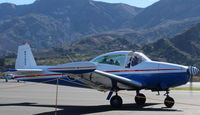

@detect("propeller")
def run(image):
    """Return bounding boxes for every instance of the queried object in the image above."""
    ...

[188,66,199,91]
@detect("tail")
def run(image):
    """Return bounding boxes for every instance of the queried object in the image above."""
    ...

[15,43,37,69]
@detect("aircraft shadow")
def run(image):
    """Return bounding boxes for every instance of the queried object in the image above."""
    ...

[0,102,182,114]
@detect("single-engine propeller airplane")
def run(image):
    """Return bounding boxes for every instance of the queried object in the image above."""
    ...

[8,43,199,108]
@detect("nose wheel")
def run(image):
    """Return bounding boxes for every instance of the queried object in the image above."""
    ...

[164,90,175,108]
[110,95,123,108]
[164,96,175,108]
[135,93,146,106]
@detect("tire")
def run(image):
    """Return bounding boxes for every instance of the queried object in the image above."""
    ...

[135,93,146,106]
[110,95,123,108]
[164,96,175,108]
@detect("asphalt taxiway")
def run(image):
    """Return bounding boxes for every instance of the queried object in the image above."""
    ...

[0,79,200,115]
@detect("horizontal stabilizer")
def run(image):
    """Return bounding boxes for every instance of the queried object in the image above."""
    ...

[6,69,43,75]
[48,62,96,74]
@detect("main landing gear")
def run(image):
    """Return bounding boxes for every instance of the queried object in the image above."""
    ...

[109,91,147,108]
[109,90,175,108]
[164,91,175,108]
[110,93,123,108]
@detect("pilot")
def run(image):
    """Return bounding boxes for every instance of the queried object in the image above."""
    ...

[132,56,139,66]
[126,57,132,68]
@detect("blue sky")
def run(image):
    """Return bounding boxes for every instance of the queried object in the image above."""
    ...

[0,0,159,8]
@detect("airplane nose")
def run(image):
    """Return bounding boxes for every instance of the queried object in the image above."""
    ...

[188,66,199,76]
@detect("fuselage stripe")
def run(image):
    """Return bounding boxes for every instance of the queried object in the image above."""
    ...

[14,69,181,79]
[104,69,181,73]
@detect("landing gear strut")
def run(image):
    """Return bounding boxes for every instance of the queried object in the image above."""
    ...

[135,90,146,106]
[110,93,123,108]
[164,90,175,108]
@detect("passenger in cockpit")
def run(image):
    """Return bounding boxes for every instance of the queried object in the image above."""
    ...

[109,59,114,64]
[115,60,120,66]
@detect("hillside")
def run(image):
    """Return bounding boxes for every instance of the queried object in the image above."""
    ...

[41,23,200,68]
[1,0,200,57]
[134,0,200,28]
[0,0,142,55]
[2,22,200,70]
[132,0,200,42]
[142,23,200,67]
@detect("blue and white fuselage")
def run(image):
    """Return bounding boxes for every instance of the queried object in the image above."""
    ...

[12,47,197,91]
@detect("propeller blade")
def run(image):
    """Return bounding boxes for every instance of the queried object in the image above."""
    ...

[189,74,193,91]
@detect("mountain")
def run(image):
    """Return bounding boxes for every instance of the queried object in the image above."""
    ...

[35,22,200,67]
[131,0,200,42]
[0,0,142,55]
[134,0,200,28]
[1,0,200,56]
[2,22,200,70]
[142,23,200,67]
[35,34,140,59]
[170,23,200,57]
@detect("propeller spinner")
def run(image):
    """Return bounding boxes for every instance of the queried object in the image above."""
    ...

[188,66,199,91]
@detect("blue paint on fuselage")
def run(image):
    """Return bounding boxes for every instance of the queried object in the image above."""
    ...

[117,72,189,90]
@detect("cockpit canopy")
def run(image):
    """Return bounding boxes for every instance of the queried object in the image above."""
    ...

[91,51,151,67]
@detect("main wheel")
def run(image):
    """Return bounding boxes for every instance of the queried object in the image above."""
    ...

[164,96,175,108]
[135,93,146,106]
[110,95,123,108]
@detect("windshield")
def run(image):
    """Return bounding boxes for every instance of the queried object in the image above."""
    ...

[93,54,126,66]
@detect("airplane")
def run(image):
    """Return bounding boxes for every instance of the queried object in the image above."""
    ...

[3,74,14,82]
[8,43,199,108]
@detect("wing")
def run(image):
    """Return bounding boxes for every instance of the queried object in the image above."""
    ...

[48,62,142,88]
[94,70,142,88]
[66,69,143,90]
[49,62,142,89]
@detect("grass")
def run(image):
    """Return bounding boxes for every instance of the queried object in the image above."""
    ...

[170,87,200,91]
